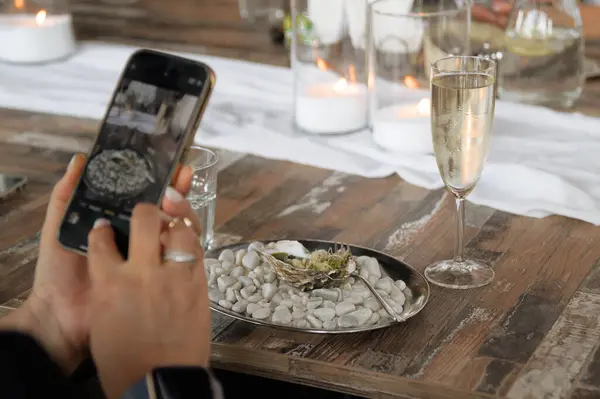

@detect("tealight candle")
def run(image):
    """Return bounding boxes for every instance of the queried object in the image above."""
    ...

[296,78,368,135]
[0,10,76,64]
[372,98,433,152]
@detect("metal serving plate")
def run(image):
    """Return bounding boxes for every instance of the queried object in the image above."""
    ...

[205,239,430,334]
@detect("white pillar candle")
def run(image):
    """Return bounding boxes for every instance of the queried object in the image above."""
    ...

[296,78,368,135]
[0,11,76,64]
[372,98,432,152]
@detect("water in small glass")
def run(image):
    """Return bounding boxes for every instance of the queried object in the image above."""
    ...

[188,191,217,250]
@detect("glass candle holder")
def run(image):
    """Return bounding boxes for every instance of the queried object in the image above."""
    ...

[0,0,76,64]
[368,0,470,153]
[291,0,369,135]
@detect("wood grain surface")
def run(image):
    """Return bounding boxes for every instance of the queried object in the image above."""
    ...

[1,3,600,399]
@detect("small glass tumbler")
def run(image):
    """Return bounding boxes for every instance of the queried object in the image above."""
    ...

[291,0,369,135]
[185,146,218,251]
[369,0,470,153]
[0,0,76,64]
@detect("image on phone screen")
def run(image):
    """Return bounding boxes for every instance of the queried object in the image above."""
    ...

[59,55,212,257]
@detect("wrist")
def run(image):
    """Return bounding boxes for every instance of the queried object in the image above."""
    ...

[1,300,82,374]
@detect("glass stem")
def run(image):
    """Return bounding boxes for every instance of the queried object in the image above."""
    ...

[454,197,465,263]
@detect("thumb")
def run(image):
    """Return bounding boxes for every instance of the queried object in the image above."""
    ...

[41,154,86,243]
[88,219,124,283]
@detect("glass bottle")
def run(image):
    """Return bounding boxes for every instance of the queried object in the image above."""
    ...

[499,0,584,108]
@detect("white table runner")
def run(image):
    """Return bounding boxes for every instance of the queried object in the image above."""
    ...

[0,42,599,225]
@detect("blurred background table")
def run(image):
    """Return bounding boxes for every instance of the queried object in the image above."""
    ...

[1,1,600,399]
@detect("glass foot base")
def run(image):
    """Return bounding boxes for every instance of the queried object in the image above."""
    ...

[424,259,494,289]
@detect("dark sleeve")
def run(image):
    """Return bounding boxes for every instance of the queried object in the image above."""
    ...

[0,331,77,399]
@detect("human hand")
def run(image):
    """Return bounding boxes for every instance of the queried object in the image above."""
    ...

[0,154,196,375]
[87,203,210,399]
[472,0,513,29]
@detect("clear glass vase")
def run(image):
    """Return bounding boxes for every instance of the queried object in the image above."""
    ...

[499,0,584,108]
[0,0,76,64]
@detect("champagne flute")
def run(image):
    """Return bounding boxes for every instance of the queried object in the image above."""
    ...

[426,56,497,289]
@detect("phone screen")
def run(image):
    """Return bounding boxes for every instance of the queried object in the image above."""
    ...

[59,49,213,257]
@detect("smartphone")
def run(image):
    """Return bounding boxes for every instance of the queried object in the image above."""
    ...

[58,49,215,258]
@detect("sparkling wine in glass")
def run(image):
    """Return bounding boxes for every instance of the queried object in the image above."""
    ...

[425,56,496,289]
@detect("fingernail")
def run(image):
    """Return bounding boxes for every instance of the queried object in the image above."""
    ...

[93,218,110,229]
[165,186,183,203]
[68,154,78,171]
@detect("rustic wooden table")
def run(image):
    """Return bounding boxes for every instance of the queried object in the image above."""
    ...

[2,4,600,398]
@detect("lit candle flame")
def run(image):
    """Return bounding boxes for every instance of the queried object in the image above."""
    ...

[36,10,47,25]
[316,58,329,71]
[348,64,356,84]
[333,78,348,92]
[417,98,430,114]
[404,76,419,89]
[14,0,24,9]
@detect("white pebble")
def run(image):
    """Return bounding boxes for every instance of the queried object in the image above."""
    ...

[323,320,337,330]
[217,276,236,292]
[204,258,220,266]
[368,312,380,325]
[301,296,309,305]
[257,299,270,308]
[393,291,406,306]
[218,249,235,263]
[342,283,352,291]
[347,294,364,305]
[234,249,246,265]
[307,314,323,329]
[385,298,404,314]
[208,289,224,302]
[355,256,370,268]
[311,289,339,302]
[375,278,393,294]
[359,266,370,280]
[209,264,220,275]
[262,283,278,301]
[271,292,283,305]
[376,289,388,298]
[247,294,262,303]
[292,311,305,320]
[280,299,294,308]
[221,262,234,272]
[225,288,236,303]
[291,294,302,303]
[240,286,256,299]
[234,291,244,302]
[274,304,289,312]
[348,277,355,285]
[208,273,217,287]
[248,241,264,251]
[378,308,389,318]
[292,304,306,313]
[218,300,233,309]
[264,272,276,283]
[281,292,290,300]
[252,278,261,287]
[363,297,382,312]
[335,301,356,316]
[232,300,248,313]
[366,258,382,278]
[338,315,359,328]
[242,251,260,270]
[237,276,254,287]
[395,280,407,291]
[368,275,379,286]
[323,300,336,309]
[314,307,336,322]
[230,266,245,278]
[215,267,224,276]
[246,303,262,315]
[230,281,242,292]
[307,297,323,309]
[347,308,373,326]
[293,319,309,329]
[272,308,293,325]
[252,307,271,319]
